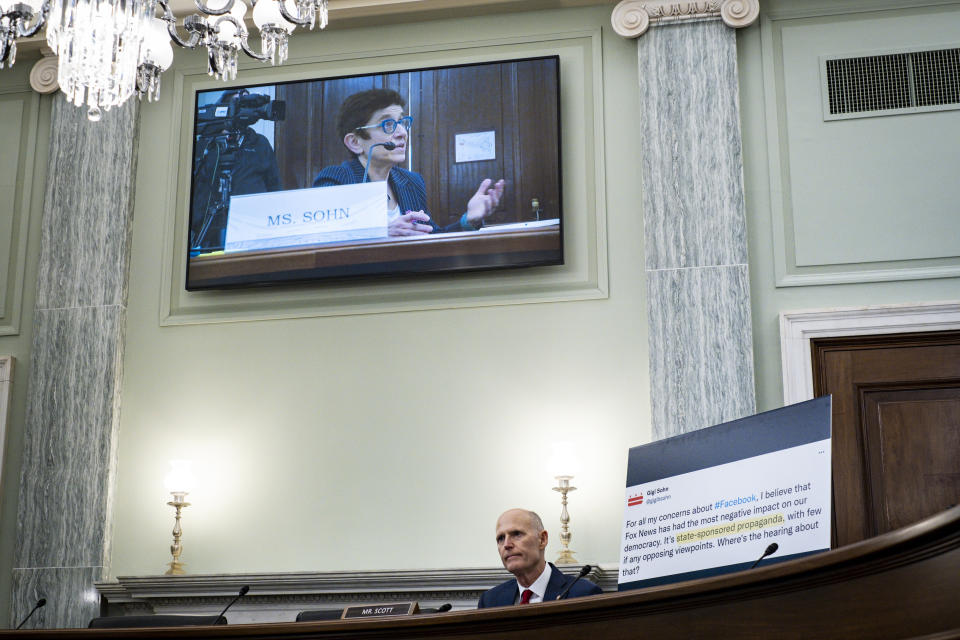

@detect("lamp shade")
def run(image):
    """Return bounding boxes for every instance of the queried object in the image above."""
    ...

[141,18,174,70]
[164,460,196,494]
[252,0,296,32]
[547,441,581,478]
[206,0,248,45]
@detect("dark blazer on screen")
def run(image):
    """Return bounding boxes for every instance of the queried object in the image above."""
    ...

[312,159,468,233]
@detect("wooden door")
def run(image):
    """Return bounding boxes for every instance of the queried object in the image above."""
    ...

[812,330,960,547]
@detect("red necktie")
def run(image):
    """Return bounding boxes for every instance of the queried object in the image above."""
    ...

[520,589,533,604]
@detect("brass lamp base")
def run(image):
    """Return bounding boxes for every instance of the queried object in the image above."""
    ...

[165,493,190,576]
[553,475,578,565]
[555,549,578,564]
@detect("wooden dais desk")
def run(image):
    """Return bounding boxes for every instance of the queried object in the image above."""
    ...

[5,505,960,638]
[187,226,561,288]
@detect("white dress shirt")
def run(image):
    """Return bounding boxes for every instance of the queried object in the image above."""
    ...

[515,563,552,604]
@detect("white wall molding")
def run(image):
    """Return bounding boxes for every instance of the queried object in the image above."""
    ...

[611,0,759,38]
[779,301,960,405]
[761,0,958,21]
[28,51,59,95]
[760,6,960,289]
[0,356,12,504]
[0,92,40,337]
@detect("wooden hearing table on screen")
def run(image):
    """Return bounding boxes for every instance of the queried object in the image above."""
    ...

[187,224,561,288]
[6,505,960,639]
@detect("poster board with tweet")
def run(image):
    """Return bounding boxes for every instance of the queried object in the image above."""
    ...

[619,396,833,590]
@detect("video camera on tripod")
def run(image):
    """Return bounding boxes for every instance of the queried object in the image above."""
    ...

[196,91,286,138]
[191,90,286,252]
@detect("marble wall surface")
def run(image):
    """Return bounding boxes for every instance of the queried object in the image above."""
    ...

[637,19,756,439]
[11,96,138,630]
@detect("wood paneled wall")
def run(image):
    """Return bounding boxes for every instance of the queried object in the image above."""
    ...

[273,58,560,227]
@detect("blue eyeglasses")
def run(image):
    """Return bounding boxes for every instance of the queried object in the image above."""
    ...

[355,115,414,135]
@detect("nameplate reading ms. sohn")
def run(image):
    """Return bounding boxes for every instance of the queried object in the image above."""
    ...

[224,181,388,253]
[341,602,419,619]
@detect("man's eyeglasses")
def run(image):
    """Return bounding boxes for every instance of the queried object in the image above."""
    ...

[355,116,414,135]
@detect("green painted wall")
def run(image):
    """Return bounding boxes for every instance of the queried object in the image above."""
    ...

[739,0,960,411]
[0,54,51,624]
[109,6,647,577]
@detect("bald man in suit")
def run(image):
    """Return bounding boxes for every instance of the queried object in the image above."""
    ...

[478,509,602,608]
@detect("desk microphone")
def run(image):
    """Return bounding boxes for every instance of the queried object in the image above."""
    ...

[15,598,46,629]
[216,585,249,623]
[361,143,398,183]
[555,565,592,600]
[749,543,779,569]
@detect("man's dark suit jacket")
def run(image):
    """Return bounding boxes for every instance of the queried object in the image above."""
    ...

[312,159,466,233]
[477,563,603,608]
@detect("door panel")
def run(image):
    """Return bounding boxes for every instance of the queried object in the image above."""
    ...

[812,331,960,547]
[862,389,960,533]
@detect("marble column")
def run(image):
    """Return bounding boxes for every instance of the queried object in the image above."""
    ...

[10,93,139,629]
[612,0,759,439]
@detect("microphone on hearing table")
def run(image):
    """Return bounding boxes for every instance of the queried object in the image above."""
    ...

[15,598,46,630]
[556,565,593,600]
[749,543,779,569]
[215,585,249,623]
[361,143,398,183]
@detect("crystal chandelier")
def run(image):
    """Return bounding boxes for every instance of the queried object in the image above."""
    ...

[0,0,327,121]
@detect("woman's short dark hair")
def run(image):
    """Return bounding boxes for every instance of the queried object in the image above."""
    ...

[337,89,406,146]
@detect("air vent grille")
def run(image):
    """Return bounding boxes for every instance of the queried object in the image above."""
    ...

[913,48,960,107]
[823,47,960,119]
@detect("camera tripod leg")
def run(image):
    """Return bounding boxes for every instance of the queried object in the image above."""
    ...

[191,171,234,252]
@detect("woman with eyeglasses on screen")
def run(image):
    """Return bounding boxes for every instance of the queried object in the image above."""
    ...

[312,88,505,237]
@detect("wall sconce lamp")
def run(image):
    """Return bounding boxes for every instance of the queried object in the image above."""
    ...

[548,442,580,565]
[163,459,195,575]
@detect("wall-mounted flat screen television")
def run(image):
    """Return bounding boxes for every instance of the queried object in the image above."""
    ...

[185,56,563,290]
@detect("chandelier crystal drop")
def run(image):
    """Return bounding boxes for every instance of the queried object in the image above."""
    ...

[201,0,247,80]
[0,26,15,68]
[296,0,325,29]
[135,16,173,101]
[251,0,294,65]
[207,39,239,80]
[46,0,155,116]
[258,24,287,64]
[0,0,47,69]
